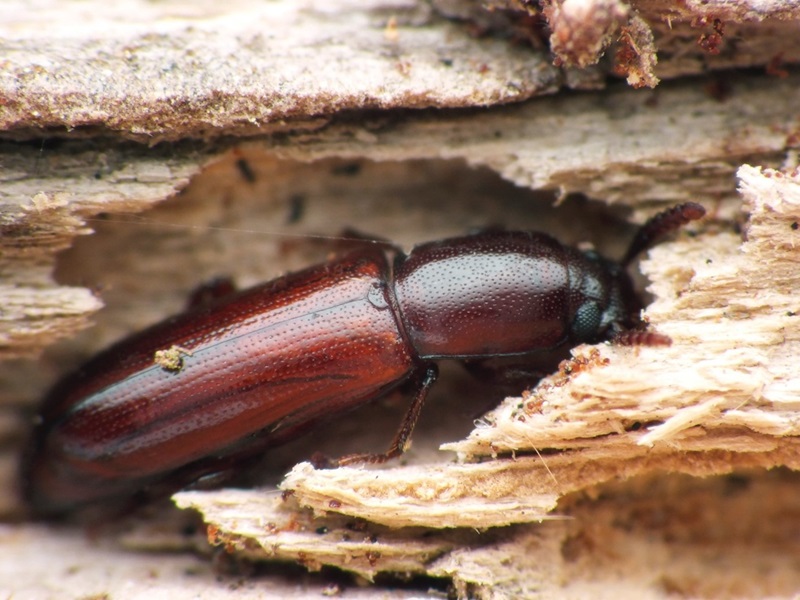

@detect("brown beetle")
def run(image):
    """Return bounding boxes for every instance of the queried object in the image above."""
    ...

[23,203,704,515]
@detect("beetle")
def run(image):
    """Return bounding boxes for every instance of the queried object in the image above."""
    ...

[22,203,705,516]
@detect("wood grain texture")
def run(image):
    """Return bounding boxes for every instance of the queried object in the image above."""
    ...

[2,0,800,598]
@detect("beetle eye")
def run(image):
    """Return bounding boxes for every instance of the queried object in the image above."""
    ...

[571,301,602,341]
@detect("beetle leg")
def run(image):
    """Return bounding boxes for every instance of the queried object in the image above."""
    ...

[336,364,439,466]
[613,330,673,347]
[465,224,506,236]
[186,276,237,309]
[337,227,403,253]
[278,228,404,266]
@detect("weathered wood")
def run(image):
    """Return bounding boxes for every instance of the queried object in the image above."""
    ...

[2,0,800,598]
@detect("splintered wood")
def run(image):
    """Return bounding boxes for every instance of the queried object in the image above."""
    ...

[176,166,800,597]
[0,147,203,358]
[445,165,800,461]
[3,1,800,598]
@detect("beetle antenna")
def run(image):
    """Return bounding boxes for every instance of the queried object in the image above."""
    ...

[621,202,706,267]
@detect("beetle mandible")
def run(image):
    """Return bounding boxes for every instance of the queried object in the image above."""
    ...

[22,203,705,515]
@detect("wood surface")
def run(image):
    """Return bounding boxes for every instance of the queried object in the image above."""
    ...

[1,1,799,598]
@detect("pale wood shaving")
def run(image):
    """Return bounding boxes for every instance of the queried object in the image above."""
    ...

[174,489,462,580]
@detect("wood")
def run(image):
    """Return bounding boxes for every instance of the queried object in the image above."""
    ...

[2,0,800,598]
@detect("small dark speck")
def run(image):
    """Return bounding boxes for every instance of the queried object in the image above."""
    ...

[706,258,713,264]
[440,58,453,67]
[791,221,798,230]
[94,171,103,179]
[331,162,362,176]
[705,78,732,102]
[315,526,329,535]
[724,473,751,493]
[236,158,257,183]
[629,422,642,431]
[421,530,437,538]
[787,311,797,317]
[286,194,305,224]
[494,131,502,138]
[346,520,367,531]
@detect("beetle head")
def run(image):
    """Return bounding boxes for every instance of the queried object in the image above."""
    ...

[567,250,639,343]
[569,202,706,344]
